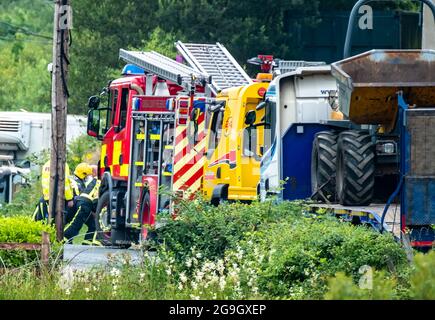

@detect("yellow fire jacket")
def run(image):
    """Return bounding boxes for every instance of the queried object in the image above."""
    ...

[41,160,74,201]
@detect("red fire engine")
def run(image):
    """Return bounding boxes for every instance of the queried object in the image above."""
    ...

[87,42,252,246]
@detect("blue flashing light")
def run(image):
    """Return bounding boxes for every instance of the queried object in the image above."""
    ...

[132,97,141,110]
[122,64,145,76]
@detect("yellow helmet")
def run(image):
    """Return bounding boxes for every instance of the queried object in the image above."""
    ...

[74,163,93,180]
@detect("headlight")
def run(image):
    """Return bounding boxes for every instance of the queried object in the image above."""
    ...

[376,142,396,154]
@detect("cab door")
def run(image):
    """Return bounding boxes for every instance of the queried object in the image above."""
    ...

[101,87,118,174]
[112,87,130,179]
[203,104,225,200]
[240,98,264,191]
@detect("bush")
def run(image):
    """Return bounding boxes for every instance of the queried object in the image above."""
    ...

[155,198,302,264]
[155,200,409,299]
[409,251,435,299]
[324,271,397,300]
[0,216,56,268]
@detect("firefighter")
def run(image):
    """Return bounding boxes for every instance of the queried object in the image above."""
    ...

[64,170,101,245]
[32,160,74,223]
[66,163,93,226]
[72,163,93,196]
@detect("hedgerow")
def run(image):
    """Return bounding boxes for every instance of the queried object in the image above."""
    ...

[0,216,56,268]
[155,199,410,299]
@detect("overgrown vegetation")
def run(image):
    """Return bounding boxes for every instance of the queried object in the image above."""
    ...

[0,199,433,300]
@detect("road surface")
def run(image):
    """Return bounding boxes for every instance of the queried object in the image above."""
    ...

[62,244,153,269]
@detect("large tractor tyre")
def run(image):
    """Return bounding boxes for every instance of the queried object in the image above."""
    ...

[94,190,112,246]
[311,131,338,202]
[336,131,375,206]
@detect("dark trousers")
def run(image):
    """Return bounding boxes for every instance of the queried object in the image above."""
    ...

[64,199,96,242]
[32,197,49,222]
[33,198,76,225]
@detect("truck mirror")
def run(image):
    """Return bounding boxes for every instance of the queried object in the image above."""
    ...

[87,109,100,139]
[245,110,257,126]
[88,96,101,109]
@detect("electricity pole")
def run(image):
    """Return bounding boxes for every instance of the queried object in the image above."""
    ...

[49,0,71,242]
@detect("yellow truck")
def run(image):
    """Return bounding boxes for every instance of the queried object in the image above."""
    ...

[202,81,269,204]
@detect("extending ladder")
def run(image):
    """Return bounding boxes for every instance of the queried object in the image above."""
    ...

[119,49,208,92]
[176,41,252,93]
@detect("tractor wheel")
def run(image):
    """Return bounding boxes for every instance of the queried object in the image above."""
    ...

[336,131,375,206]
[311,131,338,202]
[94,190,112,246]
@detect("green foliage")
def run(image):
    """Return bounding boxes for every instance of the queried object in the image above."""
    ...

[325,251,435,300]
[136,27,180,59]
[0,216,56,268]
[324,271,397,300]
[0,0,52,113]
[66,134,100,169]
[409,251,435,299]
[156,200,409,299]
[156,198,301,263]
[252,217,407,299]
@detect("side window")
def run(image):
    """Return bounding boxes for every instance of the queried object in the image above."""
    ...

[243,127,258,158]
[119,88,129,130]
[263,100,276,154]
[207,111,224,159]
[111,89,118,125]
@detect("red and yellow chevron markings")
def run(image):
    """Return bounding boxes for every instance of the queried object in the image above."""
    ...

[173,112,206,197]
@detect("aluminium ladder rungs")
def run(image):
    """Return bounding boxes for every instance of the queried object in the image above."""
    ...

[176,41,252,92]
[119,49,207,90]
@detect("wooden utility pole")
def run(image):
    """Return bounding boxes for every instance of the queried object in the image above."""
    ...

[49,0,71,242]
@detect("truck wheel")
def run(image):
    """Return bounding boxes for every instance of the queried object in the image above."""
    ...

[211,185,228,207]
[95,190,112,246]
[336,131,375,206]
[311,131,338,202]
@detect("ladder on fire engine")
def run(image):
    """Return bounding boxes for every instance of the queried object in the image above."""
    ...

[119,49,209,93]
[176,41,252,93]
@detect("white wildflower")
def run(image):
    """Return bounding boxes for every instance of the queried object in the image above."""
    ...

[194,271,204,282]
[219,277,226,291]
[191,281,198,290]
[180,272,188,283]
[58,266,75,292]
[110,267,121,278]
[195,252,202,259]
[84,287,90,293]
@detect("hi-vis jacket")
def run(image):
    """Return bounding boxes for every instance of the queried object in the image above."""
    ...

[77,177,101,204]
[41,160,74,201]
